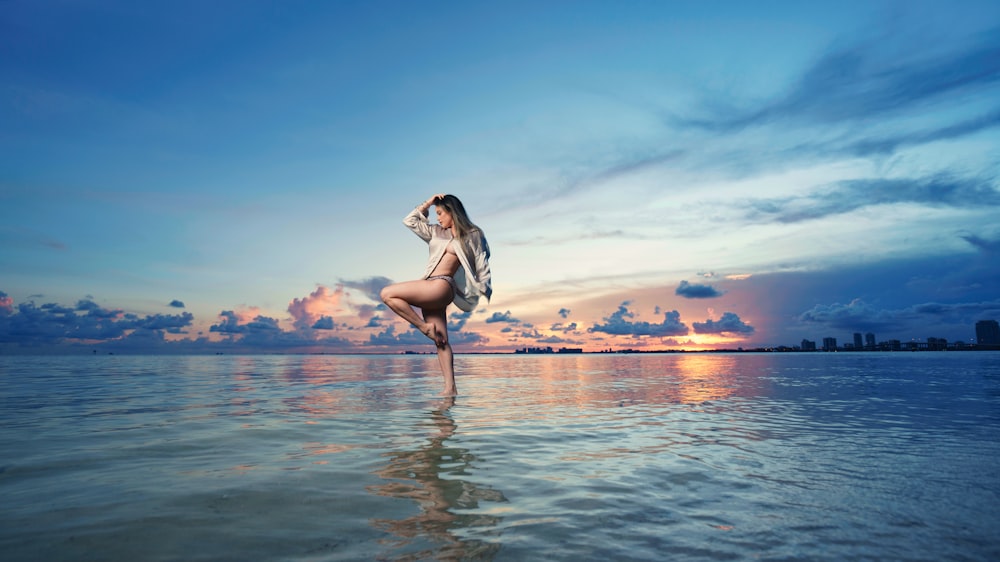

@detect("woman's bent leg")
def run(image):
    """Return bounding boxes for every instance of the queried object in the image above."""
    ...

[423,307,455,395]
[380,280,451,345]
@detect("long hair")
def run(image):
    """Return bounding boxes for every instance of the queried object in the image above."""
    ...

[437,194,489,255]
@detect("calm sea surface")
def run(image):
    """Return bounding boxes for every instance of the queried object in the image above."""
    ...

[1,352,999,561]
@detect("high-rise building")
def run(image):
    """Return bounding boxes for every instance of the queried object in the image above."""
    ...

[801,339,816,351]
[927,337,947,351]
[853,333,863,350]
[977,320,1000,345]
[823,337,837,351]
[865,332,876,349]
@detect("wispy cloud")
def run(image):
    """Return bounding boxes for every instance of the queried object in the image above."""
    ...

[832,108,1000,158]
[799,297,1000,333]
[961,233,1000,254]
[676,28,1000,130]
[339,276,393,302]
[0,226,67,251]
[740,174,1000,224]
[504,229,649,247]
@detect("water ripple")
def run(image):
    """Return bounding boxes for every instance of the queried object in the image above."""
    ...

[1,353,999,561]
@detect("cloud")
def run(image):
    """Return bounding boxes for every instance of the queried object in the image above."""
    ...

[801,297,1000,334]
[678,29,1000,130]
[741,174,1000,225]
[692,312,755,335]
[558,308,571,318]
[910,300,1000,318]
[312,316,334,330]
[644,27,1000,191]
[448,330,488,346]
[962,233,1000,255]
[675,280,723,299]
[448,310,472,331]
[536,335,579,344]
[834,108,1000,158]
[138,313,195,333]
[366,324,486,347]
[661,338,700,347]
[76,298,120,319]
[589,302,689,337]
[366,325,429,346]
[0,226,68,251]
[168,299,185,308]
[549,322,578,333]
[339,276,394,302]
[208,309,352,349]
[287,285,346,330]
[210,311,281,335]
[486,310,521,324]
[0,294,194,345]
[355,303,382,320]
[500,150,685,212]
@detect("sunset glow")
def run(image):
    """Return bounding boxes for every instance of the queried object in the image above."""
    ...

[2,1,998,354]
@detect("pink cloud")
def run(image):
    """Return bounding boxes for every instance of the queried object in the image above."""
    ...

[0,293,13,315]
[288,285,346,330]
[233,306,264,324]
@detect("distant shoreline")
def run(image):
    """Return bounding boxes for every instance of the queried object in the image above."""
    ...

[4,347,999,357]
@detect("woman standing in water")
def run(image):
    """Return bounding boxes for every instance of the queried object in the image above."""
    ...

[380,194,491,395]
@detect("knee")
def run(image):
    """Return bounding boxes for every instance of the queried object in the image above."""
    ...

[379,286,392,303]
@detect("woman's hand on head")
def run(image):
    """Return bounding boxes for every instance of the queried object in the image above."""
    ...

[419,193,447,213]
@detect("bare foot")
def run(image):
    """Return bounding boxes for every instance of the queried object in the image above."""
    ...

[421,323,445,346]
[419,323,435,341]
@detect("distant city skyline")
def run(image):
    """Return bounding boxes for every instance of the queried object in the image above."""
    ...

[800,319,999,352]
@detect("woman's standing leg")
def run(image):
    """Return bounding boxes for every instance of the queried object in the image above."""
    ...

[422,307,455,395]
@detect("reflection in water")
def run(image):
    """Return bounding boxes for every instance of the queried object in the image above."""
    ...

[671,353,741,404]
[368,398,506,560]
[498,354,756,411]
[3,354,998,561]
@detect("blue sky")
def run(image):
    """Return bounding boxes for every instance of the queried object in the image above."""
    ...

[2,0,999,353]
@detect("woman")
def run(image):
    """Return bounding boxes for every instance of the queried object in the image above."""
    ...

[380,194,491,395]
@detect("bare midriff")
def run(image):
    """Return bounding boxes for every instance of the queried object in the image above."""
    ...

[430,241,461,278]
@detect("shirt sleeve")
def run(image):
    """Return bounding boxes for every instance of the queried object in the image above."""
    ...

[403,207,434,242]
[466,229,492,301]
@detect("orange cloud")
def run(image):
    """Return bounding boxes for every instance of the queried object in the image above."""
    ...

[233,306,264,323]
[288,285,347,330]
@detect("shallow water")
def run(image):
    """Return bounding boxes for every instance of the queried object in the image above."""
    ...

[1,352,999,561]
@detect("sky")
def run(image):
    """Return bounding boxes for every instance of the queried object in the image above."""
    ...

[2,0,999,354]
